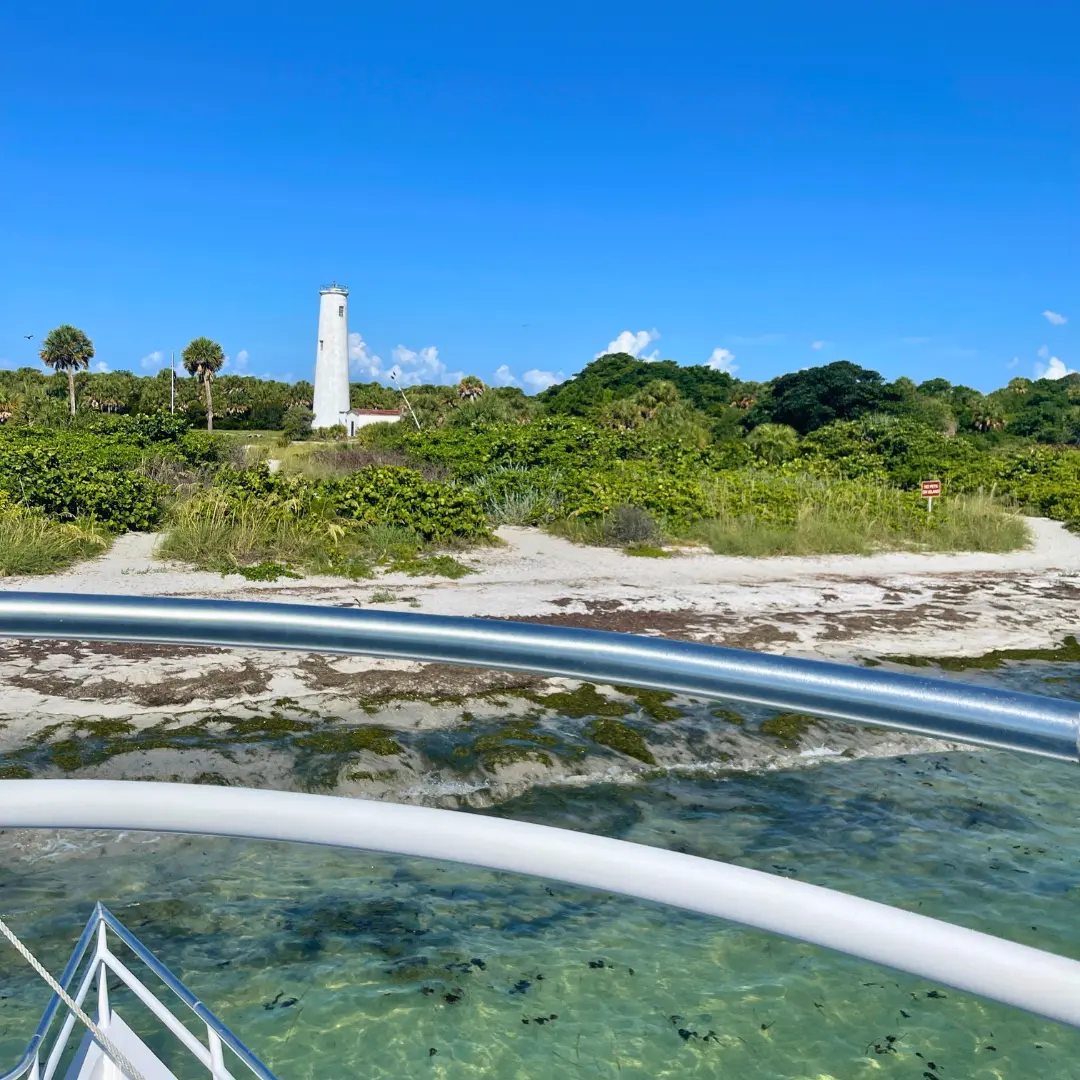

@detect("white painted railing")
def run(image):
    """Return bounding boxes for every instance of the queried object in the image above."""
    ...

[0,781,1077,1030]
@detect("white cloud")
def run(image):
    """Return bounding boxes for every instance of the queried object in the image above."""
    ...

[598,329,660,361]
[92,361,110,373]
[489,365,563,393]
[348,331,466,387]
[522,369,564,392]
[222,348,250,374]
[139,350,166,372]
[348,332,384,379]
[810,340,828,350]
[704,347,738,374]
[1007,356,1019,368]
[1038,345,1050,359]
[1035,356,1075,380]
[1044,310,1068,326]
[390,344,464,387]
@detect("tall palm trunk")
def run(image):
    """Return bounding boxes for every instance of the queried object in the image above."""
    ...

[205,377,213,432]
[66,369,76,417]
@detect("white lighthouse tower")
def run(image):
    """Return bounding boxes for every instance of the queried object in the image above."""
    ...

[312,283,351,430]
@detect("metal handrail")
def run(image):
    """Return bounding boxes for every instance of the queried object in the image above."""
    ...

[0,592,1075,760]
[1,780,1079,1030]
[97,907,273,1080]
[0,594,1078,1036]
[0,903,276,1080]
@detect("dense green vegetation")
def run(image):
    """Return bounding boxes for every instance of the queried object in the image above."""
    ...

[6,341,1079,444]
[0,414,492,577]
[6,342,1080,574]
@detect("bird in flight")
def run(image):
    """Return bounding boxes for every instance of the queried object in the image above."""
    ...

[24,334,33,340]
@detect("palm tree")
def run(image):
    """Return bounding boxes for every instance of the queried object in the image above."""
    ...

[971,407,1006,433]
[636,379,679,418]
[457,375,486,401]
[181,337,225,431]
[746,423,799,465]
[39,325,94,417]
[597,397,644,431]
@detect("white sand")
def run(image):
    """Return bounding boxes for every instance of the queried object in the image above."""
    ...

[0,520,1075,794]
[5,517,1080,658]
[0,518,1078,730]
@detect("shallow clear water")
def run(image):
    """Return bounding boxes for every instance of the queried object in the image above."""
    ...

[1,661,1079,1079]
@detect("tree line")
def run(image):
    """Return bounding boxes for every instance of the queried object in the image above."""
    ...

[7,325,1079,446]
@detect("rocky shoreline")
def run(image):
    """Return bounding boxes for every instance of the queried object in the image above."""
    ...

[1,520,1078,807]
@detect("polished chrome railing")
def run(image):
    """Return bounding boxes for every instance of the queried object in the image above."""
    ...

[1,902,276,1080]
[0,592,1076,760]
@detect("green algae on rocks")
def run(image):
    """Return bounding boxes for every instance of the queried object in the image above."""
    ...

[11,709,402,775]
[614,687,683,723]
[881,635,1080,671]
[524,684,630,719]
[453,719,561,771]
[585,718,655,764]
[711,707,746,725]
[293,727,402,756]
[346,768,399,783]
[759,713,817,748]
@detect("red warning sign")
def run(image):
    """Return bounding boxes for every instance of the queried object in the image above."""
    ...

[921,480,941,498]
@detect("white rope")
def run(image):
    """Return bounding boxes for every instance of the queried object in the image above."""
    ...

[0,915,145,1080]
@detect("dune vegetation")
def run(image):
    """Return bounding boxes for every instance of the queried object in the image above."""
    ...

[7,347,1080,574]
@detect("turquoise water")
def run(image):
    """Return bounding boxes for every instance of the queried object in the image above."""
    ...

[1,663,1079,1079]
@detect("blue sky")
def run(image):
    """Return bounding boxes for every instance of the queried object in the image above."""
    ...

[1,1,1076,391]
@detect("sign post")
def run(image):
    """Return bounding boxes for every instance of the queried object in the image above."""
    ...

[921,479,941,513]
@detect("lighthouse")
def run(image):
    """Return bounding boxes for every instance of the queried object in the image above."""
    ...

[312,283,351,430]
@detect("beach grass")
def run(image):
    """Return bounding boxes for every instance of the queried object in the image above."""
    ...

[157,490,375,578]
[158,491,477,579]
[548,487,1027,558]
[691,492,1027,557]
[0,512,111,576]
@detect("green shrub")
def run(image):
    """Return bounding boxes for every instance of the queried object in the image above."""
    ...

[692,484,1026,556]
[469,465,563,525]
[236,561,302,581]
[282,405,314,441]
[604,504,660,545]
[626,544,670,558]
[358,524,423,563]
[323,467,490,541]
[0,436,162,531]
[387,555,476,578]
